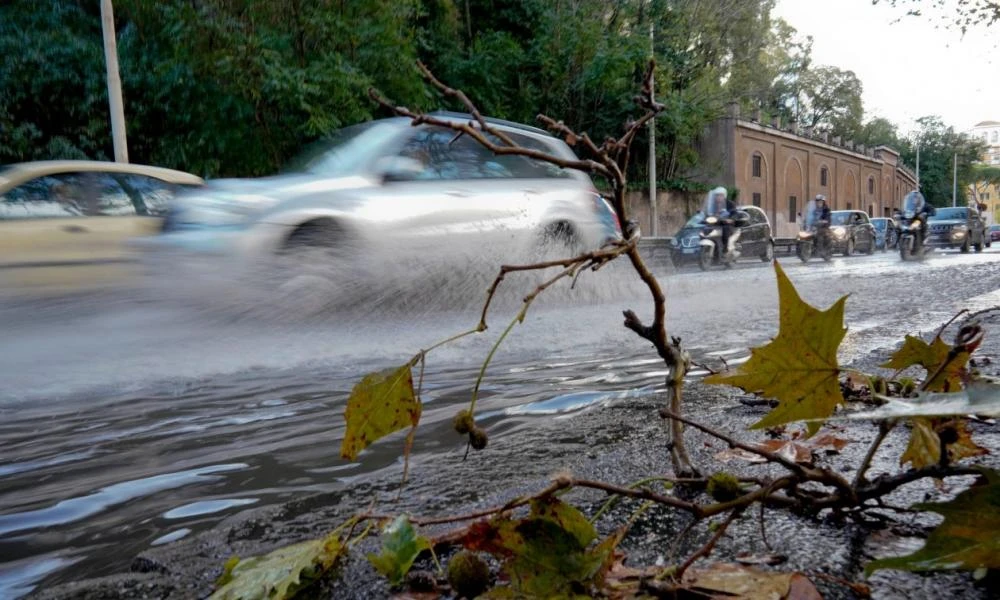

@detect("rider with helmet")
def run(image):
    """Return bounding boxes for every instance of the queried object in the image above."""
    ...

[901,190,935,238]
[702,186,737,255]
[811,194,831,223]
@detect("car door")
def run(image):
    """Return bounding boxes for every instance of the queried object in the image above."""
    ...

[739,206,763,256]
[365,126,553,250]
[0,171,181,294]
[857,212,875,250]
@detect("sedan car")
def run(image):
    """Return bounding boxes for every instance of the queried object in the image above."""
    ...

[669,204,773,266]
[828,210,876,256]
[926,206,987,252]
[870,217,898,251]
[0,160,203,295]
[989,224,1000,244]
[142,114,622,292]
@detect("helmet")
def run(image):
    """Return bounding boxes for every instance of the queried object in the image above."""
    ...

[815,194,826,202]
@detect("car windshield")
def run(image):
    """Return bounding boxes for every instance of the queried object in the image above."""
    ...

[282,120,402,177]
[871,219,887,230]
[830,212,852,225]
[991,225,1000,231]
[929,208,968,221]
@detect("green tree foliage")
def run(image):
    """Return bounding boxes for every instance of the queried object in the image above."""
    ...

[899,116,987,206]
[0,0,860,185]
[796,65,864,139]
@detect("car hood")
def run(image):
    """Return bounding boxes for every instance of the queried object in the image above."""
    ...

[928,219,967,227]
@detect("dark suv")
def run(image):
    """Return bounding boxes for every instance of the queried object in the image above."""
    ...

[926,206,987,252]
[669,204,774,266]
[828,210,877,256]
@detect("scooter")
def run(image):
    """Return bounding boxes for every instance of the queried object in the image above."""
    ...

[897,212,930,261]
[796,219,832,262]
[698,211,749,271]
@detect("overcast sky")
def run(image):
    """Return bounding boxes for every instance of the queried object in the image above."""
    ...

[773,0,998,135]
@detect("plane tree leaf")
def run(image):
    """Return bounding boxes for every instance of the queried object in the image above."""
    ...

[341,364,420,460]
[705,261,847,435]
[367,515,432,586]
[682,563,823,599]
[880,334,969,392]
[210,531,346,600]
[463,497,619,598]
[866,469,1000,574]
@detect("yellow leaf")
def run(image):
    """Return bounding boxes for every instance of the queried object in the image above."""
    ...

[341,364,420,460]
[902,418,988,469]
[705,261,846,435]
[880,335,969,392]
[900,417,941,469]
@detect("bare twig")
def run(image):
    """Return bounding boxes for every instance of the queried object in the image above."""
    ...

[674,508,744,580]
[853,420,897,488]
[935,309,969,339]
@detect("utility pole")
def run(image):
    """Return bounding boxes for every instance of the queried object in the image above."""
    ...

[648,20,657,236]
[915,142,920,189]
[952,152,958,207]
[100,0,128,163]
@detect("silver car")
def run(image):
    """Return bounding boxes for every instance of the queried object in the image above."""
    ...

[142,114,622,293]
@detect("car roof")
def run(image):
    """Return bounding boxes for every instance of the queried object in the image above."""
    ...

[428,111,551,136]
[0,160,204,191]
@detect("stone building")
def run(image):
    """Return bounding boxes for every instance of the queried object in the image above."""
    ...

[695,104,918,237]
[969,120,1000,225]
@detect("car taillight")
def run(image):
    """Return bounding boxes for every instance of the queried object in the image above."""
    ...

[593,195,621,232]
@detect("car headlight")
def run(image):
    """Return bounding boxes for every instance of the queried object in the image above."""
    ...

[797,231,811,239]
[705,216,719,225]
[909,222,921,231]
[952,226,967,239]
[831,226,847,239]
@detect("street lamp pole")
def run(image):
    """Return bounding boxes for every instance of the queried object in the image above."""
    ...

[952,152,958,207]
[648,21,657,236]
[100,0,128,163]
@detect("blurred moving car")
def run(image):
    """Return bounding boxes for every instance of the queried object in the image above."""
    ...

[669,204,773,266]
[989,224,1000,244]
[0,161,203,294]
[144,114,622,284]
[927,205,988,252]
[870,217,898,251]
[827,210,876,256]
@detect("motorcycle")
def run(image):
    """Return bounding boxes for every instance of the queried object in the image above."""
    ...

[698,211,749,270]
[796,199,832,262]
[896,190,931,261]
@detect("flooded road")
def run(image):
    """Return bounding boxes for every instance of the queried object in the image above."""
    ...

[3,248,1000,597]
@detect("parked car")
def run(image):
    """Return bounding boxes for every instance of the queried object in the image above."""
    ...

[989,224,1000,244]
[0,160,203,294]
[827,210,877,256]
[870,217,898,251]
[141,114,622,289]
[670,204,773,266]
[926,206,988,252]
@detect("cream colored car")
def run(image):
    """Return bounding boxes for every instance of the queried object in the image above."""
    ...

[0,160,203,295]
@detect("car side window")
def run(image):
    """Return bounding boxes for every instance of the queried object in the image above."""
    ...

[112,174,185,216]
[395,126,572,181]
[0,173,102,219]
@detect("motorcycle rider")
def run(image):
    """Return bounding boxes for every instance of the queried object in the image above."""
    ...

[901,190,935,240]
[702,186,738,256]
[812,194,831,223]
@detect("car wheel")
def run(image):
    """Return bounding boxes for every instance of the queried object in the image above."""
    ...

[961,238,970,253]
[975,237,984,252]
[760,241,774,262]
[537,221,579,257]
[865,234,875,255]
[275,220,346,314]
[844,237,855,256]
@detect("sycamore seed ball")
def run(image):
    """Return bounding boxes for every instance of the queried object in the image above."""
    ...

[469,427,489,450]
[453,409,475,435]
[707,471,742,502]
[447,550,490,599]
